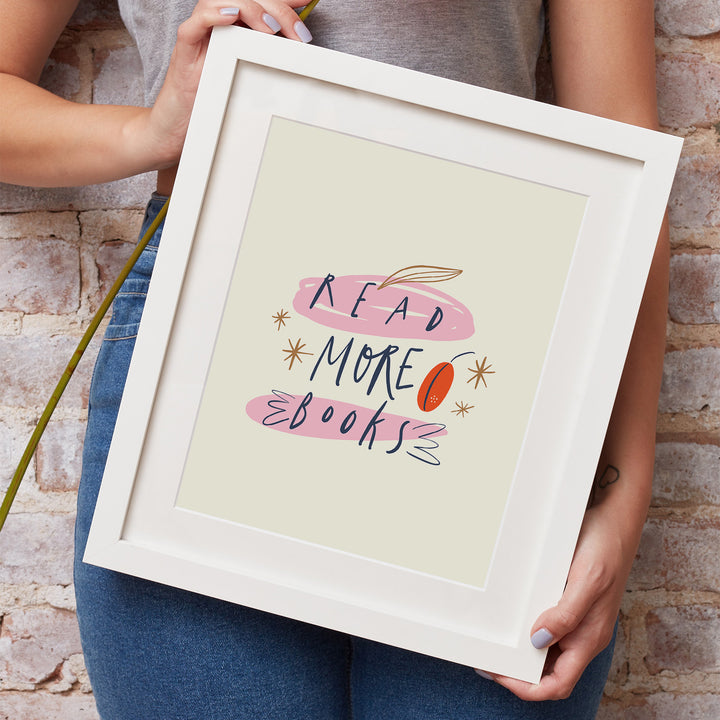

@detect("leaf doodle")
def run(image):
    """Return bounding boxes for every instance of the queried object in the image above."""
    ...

[377,265,462,290]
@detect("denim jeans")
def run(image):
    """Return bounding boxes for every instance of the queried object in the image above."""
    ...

[74,194,615,719]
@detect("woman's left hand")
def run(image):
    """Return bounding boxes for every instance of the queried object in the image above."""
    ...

[477,504,633,700]
[473,0,665,700]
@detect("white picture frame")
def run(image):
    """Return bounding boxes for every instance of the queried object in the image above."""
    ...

[84,26,682,683]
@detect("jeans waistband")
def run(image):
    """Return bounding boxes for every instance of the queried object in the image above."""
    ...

[140,192,170,250]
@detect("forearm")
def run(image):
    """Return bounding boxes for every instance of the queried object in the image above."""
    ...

[591,214,670,549]
[548,0,666,545]
[0,73,174,187]
[1,0,312,190]
[489,1,668,699]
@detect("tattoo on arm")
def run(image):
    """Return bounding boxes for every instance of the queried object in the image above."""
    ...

[588,464,621,507]
[597,464,620,489]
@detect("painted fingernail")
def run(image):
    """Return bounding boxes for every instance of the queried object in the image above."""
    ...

[294,20,313,43]
[475,669,494,681]
[262,13,282,32]
[219,7,240,16]
[531,628,554,649]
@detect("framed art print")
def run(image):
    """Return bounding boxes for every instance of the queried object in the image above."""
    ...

[84,26,682,683]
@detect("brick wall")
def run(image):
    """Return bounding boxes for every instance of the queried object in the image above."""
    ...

[596,4,720,717]
[0,2,150,717]
[0,1,717,717]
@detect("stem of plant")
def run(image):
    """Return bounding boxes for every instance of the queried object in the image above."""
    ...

[0,198,170,533]
[298,0,320,21]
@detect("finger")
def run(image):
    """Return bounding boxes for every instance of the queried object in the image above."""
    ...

[474,669,495,681]
[176,2,247,47]
[492,643,589,702]
[530,567,611,649]
[214,0,313,42]
[177,0,310,49]
[257,0,313,41]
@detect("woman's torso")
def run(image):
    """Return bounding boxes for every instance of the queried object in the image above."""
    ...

[118,0,545,193]
[119,0,545,103]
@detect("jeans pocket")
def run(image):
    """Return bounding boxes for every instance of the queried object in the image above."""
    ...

[106,278,150,340]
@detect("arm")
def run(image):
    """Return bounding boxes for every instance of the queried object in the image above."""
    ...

[490,0,669,700]
[0,0,308,188]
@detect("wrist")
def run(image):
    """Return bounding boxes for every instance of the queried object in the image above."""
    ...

[121,105,184,174]
[586,465,652,561]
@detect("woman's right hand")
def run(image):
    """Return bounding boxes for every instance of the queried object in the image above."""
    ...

[0,0,309,188]
[141,0,310,172]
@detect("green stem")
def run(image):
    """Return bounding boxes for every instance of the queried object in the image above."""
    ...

[298,0,320,21]
[0,198,170,533]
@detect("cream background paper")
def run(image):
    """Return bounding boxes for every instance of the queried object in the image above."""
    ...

[176,117,587,588]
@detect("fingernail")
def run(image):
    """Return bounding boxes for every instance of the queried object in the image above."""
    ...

[294,20,312,43]
[262,13,282,32]
[475,669,494,681]
[531,628,554,649]
[219,7,240,16]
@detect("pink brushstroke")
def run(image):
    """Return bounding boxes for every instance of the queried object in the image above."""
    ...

[293,275,474,340]
[246,391,447,443]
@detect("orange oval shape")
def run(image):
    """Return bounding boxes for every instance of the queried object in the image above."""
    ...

[417,362,454,412]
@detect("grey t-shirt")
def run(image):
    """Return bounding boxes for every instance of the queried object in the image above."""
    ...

[118,0,545,106]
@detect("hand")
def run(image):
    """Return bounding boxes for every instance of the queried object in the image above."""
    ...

[140,0,309,168]
[477,504,633,700]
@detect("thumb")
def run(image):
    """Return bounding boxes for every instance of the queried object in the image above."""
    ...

[530,576,597,649]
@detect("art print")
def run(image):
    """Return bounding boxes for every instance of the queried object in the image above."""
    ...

[176,117,587,587]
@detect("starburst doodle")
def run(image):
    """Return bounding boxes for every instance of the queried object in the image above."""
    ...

[467,356,495,389]
[451,401,474,417]
[282,338,313,370]
[272,309,290,330]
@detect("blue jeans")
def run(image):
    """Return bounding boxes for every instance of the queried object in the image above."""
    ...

[74,194,615,720]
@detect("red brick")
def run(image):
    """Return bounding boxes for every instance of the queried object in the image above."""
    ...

[646,605,720,674]
[0,212,79,241]
[36,419,86,492]
[0,420,20,491]
[0,513,74,585]
[93,46,144,107]
[659,347,720,414]
[597,699,648,720]
[0,238,80,314]
[656,0,720,36]
[39,46,83,103]
[0,608,82,687]
[650,694,720,719]
[657,53,720,129]
[95,239,136,303]
[79,209,144,310]
[0,334,99,410]
[0,692,99,720]
[606,615,628,685]
[0,174,156,213]
[79,209,144,245]
[669,252,720,323]
[630,517,720,592]
[68,0,124,30]
[654,442,720,506]
[668,155,720,229]
[599,694,720,720]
